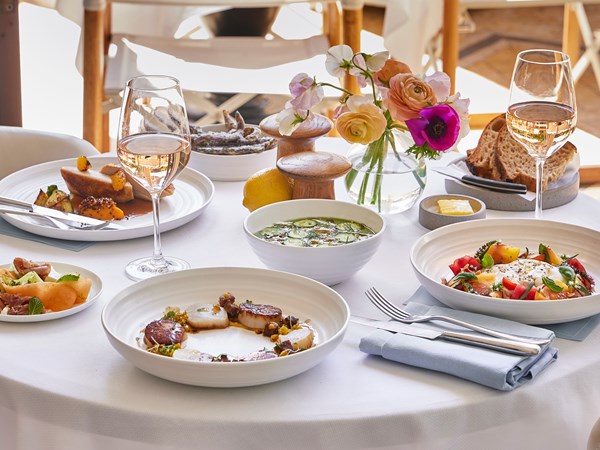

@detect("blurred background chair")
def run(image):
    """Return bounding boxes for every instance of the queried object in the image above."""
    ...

[0,126,99,179]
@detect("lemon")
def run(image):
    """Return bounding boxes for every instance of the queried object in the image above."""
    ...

[243,167,293,212]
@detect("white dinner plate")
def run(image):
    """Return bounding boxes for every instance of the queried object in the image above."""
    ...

[102,267,349,387]
[0,156,214,241]
[0,262,102,322]
[410,219,600,324]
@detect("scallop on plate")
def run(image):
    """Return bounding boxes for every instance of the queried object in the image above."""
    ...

[410,218,600,324]
[101,267,349,387]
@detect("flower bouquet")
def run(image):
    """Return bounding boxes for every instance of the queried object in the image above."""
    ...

[275,45,470,213]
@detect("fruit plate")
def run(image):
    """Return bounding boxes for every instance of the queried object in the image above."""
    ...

[410,218,600,324]
[0,262,102,322]
[188,124,276,182]
[101,267,349,387]
[443,155,579,211]
[0,156,214,241]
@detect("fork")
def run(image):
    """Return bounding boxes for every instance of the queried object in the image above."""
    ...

[0,208,116,231]
[365,287,553,346]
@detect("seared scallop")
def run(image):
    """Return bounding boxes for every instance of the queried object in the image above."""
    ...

[238,303,283,330]
[278,325,314,351]
[185,303,229,330]
[144,319,185,346]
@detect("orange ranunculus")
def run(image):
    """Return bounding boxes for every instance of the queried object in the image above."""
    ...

[384,73,437,121]
[373,60,412,87]
[335,101,387,145]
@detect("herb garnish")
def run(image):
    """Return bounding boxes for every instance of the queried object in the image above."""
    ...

[28,297,44,315]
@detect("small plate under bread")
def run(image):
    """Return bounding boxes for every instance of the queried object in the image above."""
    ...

[443,154,579,211]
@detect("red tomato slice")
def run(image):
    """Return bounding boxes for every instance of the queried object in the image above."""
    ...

[567,257,587,274]
[502,277,517,290]
[449,256,482,275]
[510,283,537,300]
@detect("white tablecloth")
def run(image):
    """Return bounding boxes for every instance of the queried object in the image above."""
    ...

[1,133,600,450]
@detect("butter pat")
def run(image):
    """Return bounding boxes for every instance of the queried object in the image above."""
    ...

[437,199,474,216]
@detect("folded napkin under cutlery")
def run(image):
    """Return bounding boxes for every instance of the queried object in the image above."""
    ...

[359,303,558,391]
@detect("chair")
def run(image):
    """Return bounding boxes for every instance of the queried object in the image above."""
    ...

[81,0,359,152]
[0,126,99,179]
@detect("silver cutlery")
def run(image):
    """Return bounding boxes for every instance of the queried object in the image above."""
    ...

[365,287,553,346]
[0,208,118,231]
[351,316,541,356]
[0,195,122,230]
[432,166,528,194]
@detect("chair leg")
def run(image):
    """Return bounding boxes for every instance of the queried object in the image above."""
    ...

[341,2,362,95]
[442,0,460,95]
[83,6,105,151]
[571,3,600,92]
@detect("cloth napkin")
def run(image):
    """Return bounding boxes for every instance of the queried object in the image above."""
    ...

[359,303,558,391]
[0,217,95,252]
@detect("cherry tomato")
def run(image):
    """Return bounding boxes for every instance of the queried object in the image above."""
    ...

[449,256,482,275]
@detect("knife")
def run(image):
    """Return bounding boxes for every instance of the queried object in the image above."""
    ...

[433,166,528,194]
[0,195,122,228]
[351,317,541,356]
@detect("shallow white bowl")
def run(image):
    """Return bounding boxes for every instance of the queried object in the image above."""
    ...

[410,218,600,324]
[188,124,276,181]
[243,199,386,286]
[102,267,349,387]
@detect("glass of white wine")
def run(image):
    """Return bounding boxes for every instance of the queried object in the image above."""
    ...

[117,75,191,281]
[506,49,577,219]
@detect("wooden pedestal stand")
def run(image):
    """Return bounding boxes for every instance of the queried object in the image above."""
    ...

[259,113,333,160]
[277,151,351,200]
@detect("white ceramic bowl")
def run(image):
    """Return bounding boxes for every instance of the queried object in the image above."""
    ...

[410,218,600,324]
[243,199,386,285]
[188,124,276,181]
[102,267,349,387]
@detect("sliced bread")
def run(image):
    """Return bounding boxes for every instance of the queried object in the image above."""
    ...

[494,125,577,192]
[465,114,506,179]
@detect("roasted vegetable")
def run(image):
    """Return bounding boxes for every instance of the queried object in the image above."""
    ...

[78,196,124,220]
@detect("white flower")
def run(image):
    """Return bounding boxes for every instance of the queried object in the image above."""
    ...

[276,107,306,136]
[325,44,354,78]
[365,51,389,71]
[446,93,471,141]
[425,71,451,102]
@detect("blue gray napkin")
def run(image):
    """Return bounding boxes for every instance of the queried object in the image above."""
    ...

[0,217,95,252]
[359,303,558,391]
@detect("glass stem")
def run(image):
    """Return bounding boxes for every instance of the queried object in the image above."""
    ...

[150,191,167,267]
[535,157,544,220]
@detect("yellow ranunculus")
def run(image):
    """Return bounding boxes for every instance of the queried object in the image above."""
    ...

[335,100,387,145]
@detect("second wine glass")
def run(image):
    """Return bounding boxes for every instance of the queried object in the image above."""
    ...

[506,49,577,219]
[117,75,191,281]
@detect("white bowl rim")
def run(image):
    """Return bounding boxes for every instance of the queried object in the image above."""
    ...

[101,266,351,367]
[410,217,599,305]
[243,199,387,250]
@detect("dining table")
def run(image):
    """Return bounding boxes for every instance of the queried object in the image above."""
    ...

[1,130,600,450]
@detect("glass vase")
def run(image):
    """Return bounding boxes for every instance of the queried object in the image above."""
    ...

[344,130,427,215]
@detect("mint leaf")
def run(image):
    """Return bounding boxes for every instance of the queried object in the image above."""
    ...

[481,253,494,268]
[28,297,44,315]
[57,273,80,282]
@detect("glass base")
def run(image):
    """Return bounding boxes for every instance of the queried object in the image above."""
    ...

[124,256,190,281]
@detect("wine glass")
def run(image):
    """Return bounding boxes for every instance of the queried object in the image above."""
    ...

[117,75,191,281]
[506,49,577,219]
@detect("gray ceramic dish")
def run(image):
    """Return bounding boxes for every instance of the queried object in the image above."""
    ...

[419,194,486,230]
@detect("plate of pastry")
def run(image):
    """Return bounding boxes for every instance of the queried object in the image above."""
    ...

[0,155,214,241]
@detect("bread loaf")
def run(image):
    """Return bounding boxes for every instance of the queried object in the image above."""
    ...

[465,114,505,179]
[494,125,577,192]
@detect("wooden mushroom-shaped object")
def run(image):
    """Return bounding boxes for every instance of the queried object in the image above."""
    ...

[276,151,352,200]
[259,113,333,160]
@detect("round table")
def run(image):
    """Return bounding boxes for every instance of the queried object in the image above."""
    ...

[1,136,600,450]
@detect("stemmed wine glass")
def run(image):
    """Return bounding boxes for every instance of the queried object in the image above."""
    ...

[117,75,191,281]
[506,49,577,219]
